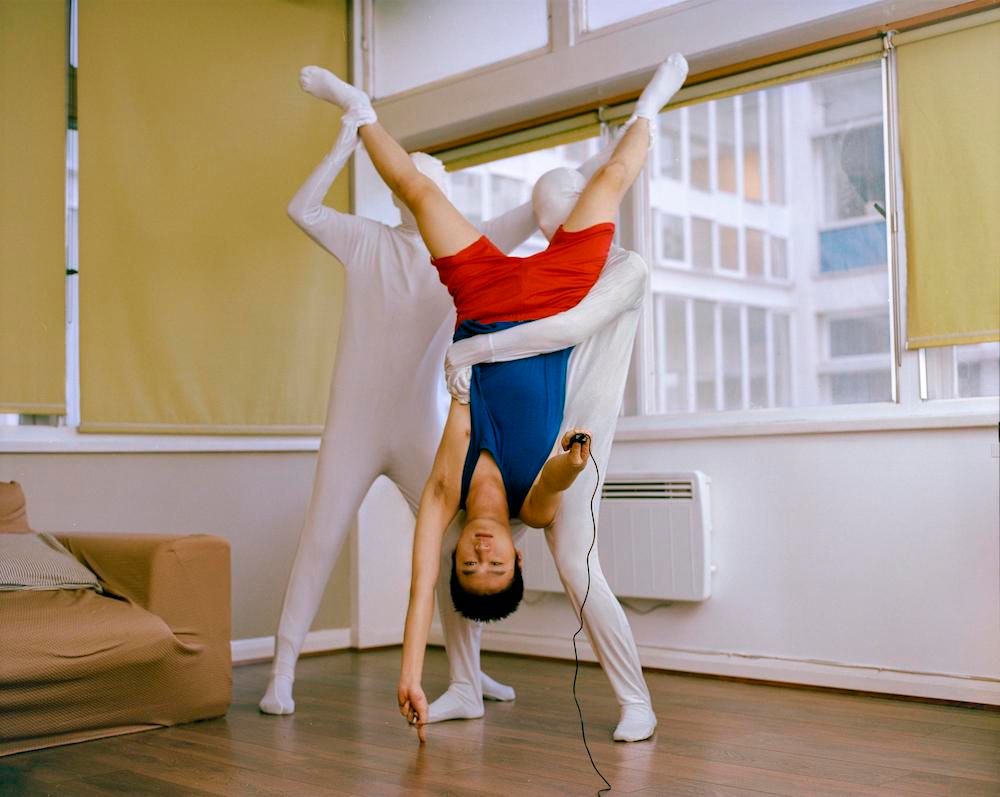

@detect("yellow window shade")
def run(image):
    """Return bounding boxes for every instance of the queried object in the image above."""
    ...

[79,0,351,434]
[897,13,1000,349]
[0,0,66,415]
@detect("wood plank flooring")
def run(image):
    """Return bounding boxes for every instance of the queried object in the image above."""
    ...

[2,647,998,796]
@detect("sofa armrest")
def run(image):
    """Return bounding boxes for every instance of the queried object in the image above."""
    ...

[54,533,231,665]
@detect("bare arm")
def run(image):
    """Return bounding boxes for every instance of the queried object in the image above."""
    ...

[519,430,592,529]
[398,398,470,741]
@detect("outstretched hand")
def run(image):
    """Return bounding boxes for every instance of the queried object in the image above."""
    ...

[561,428,592,468]
[398,679,429,743]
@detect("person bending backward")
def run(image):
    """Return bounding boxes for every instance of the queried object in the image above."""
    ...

[297,53,689,742]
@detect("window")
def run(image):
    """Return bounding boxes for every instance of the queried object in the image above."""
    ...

[659,211,685,262]
[448,172,483,228]
[644,62,894,414]
[658,113,682,180]
[490,174,526,216]
[924,343,1000,399]
[447,135,602,257]
[716,98,737,194]
[585,0,690,31]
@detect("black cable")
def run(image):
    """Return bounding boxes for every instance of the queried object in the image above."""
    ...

[572,446,613,796]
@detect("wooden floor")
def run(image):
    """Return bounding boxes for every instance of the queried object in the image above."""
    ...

[3,647,998,797]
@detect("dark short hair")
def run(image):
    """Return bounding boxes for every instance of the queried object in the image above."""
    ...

[450,549,524,622]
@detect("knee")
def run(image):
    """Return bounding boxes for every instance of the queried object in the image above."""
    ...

[594,160,629,194]
[395,171,438,213]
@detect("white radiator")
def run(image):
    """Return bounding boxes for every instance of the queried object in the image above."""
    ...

[520,471,712,601]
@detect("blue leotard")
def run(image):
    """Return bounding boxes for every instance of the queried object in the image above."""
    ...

[454,320,572,519]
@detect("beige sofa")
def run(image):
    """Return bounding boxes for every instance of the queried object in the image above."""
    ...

[0,532,232,757]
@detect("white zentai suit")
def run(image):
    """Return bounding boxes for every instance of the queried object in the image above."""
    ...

[261,107,657,742]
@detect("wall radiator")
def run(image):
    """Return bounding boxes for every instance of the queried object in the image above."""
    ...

[520,471,713,601]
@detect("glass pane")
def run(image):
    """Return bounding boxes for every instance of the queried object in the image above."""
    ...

[770,235,788,279]
[829,371,891,404]
[664,296,689,412]
[821,126,885,223]
[373,0,548,96]
[746,228,765,278]
[660,212,685,261]
[820,222,886,272]
[689,104,710,191]
[447,135,601,257]
[773,313,792,405]
[586,0,689,30]
[719,225,738,272]
[721,304,742,409]
[924,343,1000,399]
[658,112,682,180]
[742,94,762,202]
[691,217,713,271]
[694,300,717,411]
[766,87,785,205]
[642,62,891,415]
[748,307,767,407]
[716,98,737,194]
[828,315,890,357]
[490,174,526,216]
[450,172,483,227]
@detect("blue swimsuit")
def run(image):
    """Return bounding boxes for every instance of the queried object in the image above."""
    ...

[454,320,572,519]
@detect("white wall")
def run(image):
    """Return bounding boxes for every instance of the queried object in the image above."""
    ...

[0,451,351,641]
[466,426,999,703]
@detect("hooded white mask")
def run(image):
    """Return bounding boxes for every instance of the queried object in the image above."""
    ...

[532,166,587,240]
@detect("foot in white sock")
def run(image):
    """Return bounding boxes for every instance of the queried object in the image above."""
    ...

[613,703,657,742]
[481,671,515,702]
[633,53,689,120]
[258,673,295,715]
[299,65,371,112]
[426,683,484,723]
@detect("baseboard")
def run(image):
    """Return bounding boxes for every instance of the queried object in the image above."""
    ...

[231,627,352,665]
[431,627,1000,706]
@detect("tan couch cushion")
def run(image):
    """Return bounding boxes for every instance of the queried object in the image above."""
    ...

[0,481,32,533]
[0,533,103,592]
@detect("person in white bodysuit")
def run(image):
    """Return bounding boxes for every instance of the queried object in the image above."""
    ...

[261,54,688,743]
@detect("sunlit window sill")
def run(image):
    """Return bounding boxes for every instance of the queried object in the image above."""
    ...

[614,397,999,442]
[0,427,322,454]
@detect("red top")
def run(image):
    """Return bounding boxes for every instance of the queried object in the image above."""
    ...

[431,222,615,327]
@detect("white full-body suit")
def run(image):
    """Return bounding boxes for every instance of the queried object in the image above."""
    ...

[262,83,664,739]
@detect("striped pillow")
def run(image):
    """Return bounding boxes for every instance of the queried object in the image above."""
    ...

[0,532,103,592]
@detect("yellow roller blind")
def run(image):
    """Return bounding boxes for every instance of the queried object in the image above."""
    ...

[0,0,66,415]
[897,14,1000,348]
[79,0,351,434]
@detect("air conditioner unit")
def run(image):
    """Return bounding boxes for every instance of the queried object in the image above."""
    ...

[521,471,712,601]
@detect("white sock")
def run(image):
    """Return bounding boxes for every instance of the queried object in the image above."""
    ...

[426,682,484,723]
[258,673,295,715]
[613,703,657,742]
[633,53,688,120]
[481,671,516,702]
[299,65,374,117]
[625,53,689,148]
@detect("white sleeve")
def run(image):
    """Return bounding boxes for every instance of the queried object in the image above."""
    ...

[443,249,648,402]
[478,201,537,255]
[286,106,385,266]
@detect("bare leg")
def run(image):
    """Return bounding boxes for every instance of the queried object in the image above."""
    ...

[299,65,480,259]
[564,53,688,232]
[358,122,481,259]
[562,119,651,232]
